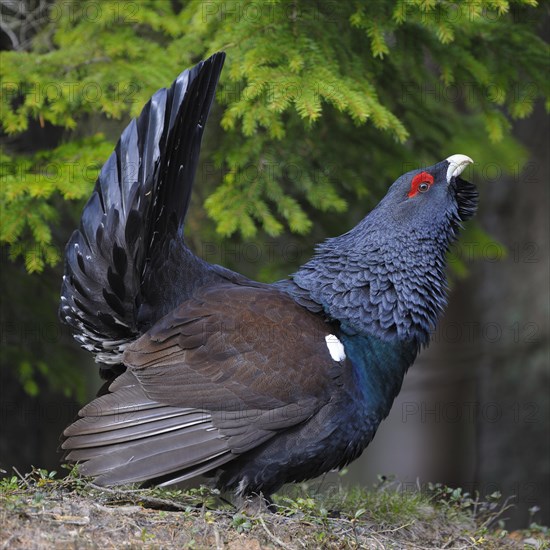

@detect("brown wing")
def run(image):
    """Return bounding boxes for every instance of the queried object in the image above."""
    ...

[63,284,345,486]
[125,284,340,408]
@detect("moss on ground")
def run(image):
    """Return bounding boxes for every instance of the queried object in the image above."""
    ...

[0,468,548,549]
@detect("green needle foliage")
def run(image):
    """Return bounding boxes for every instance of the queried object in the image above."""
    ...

[1,0,548,270]
[0,0,548,398]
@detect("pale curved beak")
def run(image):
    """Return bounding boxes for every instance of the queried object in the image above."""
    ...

[446,154,473,184]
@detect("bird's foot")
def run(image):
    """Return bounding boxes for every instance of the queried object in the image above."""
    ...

[236,492,275,515]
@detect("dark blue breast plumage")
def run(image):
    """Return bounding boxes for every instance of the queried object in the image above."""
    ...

[60,53,477,498]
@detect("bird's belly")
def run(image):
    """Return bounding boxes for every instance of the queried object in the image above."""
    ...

[217,395,379,496]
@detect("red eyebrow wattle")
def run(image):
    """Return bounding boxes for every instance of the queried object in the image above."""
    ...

[408,171,434,198]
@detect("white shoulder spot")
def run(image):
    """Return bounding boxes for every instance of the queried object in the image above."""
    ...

[325,334,346,362]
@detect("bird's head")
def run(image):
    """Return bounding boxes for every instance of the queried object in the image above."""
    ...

[375,154,478,234]
[290,154,478,344]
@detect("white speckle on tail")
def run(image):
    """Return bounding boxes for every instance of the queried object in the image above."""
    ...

[237,477,249,497]
[325,334,346,362]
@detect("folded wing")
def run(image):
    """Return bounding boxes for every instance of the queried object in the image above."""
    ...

[62,285,344,486]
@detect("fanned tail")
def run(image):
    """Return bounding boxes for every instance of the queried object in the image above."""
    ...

[59,53,226,368]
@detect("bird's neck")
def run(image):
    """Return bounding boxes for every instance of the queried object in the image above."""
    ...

[340,331,417,417]
[284,222,452,348]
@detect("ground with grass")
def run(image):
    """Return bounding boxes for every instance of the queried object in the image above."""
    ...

[0,469,548,549]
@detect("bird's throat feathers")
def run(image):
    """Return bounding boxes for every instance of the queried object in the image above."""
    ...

[290,213,459,348]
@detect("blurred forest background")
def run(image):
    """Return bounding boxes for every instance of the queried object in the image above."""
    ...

[1,0,548,529]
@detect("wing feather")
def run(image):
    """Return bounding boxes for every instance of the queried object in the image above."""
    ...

[62,370,232,485]
[63,285,345,486]
[79,427,229,485]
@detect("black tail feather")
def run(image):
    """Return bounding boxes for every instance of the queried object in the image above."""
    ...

[60,53,226,366]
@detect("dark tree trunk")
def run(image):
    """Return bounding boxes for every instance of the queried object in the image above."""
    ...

[346,103,549,530]
[472,102,550,527]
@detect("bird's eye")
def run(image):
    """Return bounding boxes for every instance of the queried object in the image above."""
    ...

[408,171,434,198]
[418,182,430,193]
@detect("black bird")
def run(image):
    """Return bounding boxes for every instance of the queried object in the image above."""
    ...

[60,52,478,499]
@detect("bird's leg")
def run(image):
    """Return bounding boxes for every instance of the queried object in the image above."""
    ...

[236,492,275,515]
